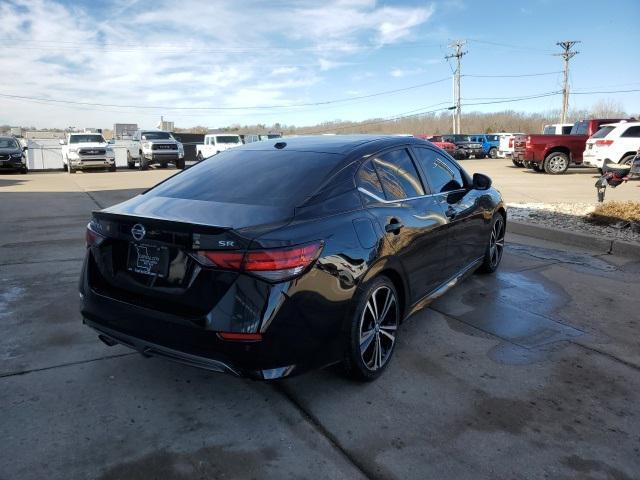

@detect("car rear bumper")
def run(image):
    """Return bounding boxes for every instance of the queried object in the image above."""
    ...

[79,252,349,379]
[582,153,603,168]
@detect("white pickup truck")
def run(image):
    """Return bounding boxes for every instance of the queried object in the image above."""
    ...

[60,133,115,173]
[195,134,243,161]
[497,132,524,159]
[126,130,185,170]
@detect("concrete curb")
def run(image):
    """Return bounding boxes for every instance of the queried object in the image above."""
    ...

[508,220,640,259]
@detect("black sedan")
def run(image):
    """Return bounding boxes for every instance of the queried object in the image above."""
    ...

[80,135,506,381]
[0,136,28,173]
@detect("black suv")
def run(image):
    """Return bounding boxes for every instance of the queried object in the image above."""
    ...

[442,135,485,159]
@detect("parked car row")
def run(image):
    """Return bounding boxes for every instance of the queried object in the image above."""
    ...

[512,118,638,174]
[54,130,284,173]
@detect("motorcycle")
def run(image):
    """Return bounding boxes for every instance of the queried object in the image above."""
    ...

[595,147,640,202]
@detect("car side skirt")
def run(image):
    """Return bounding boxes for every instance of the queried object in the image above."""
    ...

[407,256,483,317]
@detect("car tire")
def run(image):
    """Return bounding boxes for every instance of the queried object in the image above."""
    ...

[479,213,505,274]
[621,154,636,166]
[139,154,148,171]
[342,275,400,382]
[511,159,523,168]
[196,152,203,161]
[543,152,569,174]
[489,148,498,159]
[127,152,135,169]
[476,153,486,159]
[108,163,116,172]
[69,165,76,174]
[176,158,185,170]
[20,166,28,174]
[532,163,543,172]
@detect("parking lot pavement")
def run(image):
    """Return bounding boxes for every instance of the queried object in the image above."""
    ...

[464,158,639,203]
[1,171,639,480]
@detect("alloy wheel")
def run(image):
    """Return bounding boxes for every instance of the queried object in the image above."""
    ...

[359,286,398,371]
[548,154,567,173]
[489,216,505,268]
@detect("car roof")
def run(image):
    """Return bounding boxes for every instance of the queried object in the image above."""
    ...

[601,121,640,128]
[235,134,429,155]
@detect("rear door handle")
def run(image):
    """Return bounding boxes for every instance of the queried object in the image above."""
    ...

[385,220,404,234]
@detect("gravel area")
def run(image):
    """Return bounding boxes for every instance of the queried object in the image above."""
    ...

[507,202,640,244]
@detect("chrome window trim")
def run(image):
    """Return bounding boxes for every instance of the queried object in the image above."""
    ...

[357,186,467,204]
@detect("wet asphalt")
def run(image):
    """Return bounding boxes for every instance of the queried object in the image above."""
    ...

[1,170,639,480]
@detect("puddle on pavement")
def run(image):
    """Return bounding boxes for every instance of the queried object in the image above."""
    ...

[506,244,618,273]
[437,268,586,366]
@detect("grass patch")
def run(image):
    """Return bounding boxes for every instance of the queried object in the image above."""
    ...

[588,201,640,226]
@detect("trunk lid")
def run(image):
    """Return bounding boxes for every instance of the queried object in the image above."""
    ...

[89,197,294,318]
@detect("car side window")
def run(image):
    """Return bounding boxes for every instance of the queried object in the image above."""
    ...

[371,149,425,200]
[356,159,386,200]
[621,126,640,138]
[413,147,464,194]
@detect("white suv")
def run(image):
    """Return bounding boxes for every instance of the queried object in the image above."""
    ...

[583,121,640,170]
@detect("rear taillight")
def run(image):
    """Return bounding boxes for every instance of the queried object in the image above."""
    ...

[509,138,514,148]
[525,136,531,148]
[197,241,323,281]
[85,222,105,248]
[595,140,614,146]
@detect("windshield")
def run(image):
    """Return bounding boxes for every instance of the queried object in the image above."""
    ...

[215,135,241,144]
[0,138,19,149]
[141,131,172,140]
[146,149,344,207]
[486,135,499,141]
[591,126,615,139]
[69,134,105,143]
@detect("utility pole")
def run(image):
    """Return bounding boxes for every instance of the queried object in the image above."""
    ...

[445,40,467,134]
[555,41,580,124]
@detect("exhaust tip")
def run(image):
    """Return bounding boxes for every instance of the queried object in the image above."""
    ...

[98,334,118,347]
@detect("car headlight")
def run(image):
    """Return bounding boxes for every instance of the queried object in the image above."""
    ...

[10,153,22,158]
[142,142,150,150]
[68,147,78,153]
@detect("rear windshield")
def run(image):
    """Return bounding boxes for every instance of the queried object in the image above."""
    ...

[69,134,105,143]
[591,126,615,139]
[542,126,555,134]
[486,135,499,141]
[215,136,241,144]
[142,132,172,140]
[570,121,589,135]
[146,149,345,206]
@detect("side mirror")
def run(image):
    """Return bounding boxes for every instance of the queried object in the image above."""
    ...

[59,139,66,145]
[22,145,28,151]
[472,173,492,190]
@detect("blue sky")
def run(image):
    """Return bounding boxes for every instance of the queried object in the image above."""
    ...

[0,0,638,129]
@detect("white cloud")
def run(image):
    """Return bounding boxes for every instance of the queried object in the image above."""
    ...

[0,0,436,128]
[390,67,424,78]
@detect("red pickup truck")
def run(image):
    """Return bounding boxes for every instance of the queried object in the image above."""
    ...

[513,118,626,174]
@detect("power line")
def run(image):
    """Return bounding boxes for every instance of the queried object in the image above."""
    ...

[466,38,553,54]
[0,78,451,111]
[463,71,561,78]
[555,40,580,123]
